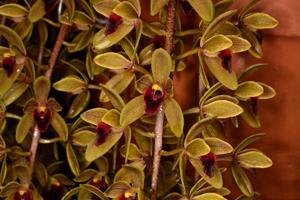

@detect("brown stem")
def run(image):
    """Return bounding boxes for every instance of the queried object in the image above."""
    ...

[29,125,40,173]
[45,23,68,78]
[151,0,176,199]
[151,106,164,199]
[29,23,68,174]
[164,0,176,53]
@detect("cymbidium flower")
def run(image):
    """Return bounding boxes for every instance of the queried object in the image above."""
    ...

[105,13,123,35]
[93,1,140,50]
[121,48,183,137]
[80,108,124,162]
[218,49,232,72]
[23,77,59,133]
[143,84,165,114]
[1,52,16,77]
[16,76,68,143]
[200,152,216,177]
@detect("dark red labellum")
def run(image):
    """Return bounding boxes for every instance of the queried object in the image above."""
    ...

[32,107,52,132]
[248,97,259,115]
[13,191,33,200]
[144,85,164,114]
[200,152,216,177]
[1,55,16,77]
[181,0,192,15]
[89,177,108,191]
[153,35,166,49]
[255,30,263,44]
[105,13,123,36]
[218,49,232,72]
[95,122,111,146]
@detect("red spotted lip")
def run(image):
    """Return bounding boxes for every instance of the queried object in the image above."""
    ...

[105,13,123,36]
[218,49,232,73]
[200,152,216,177]
[143,85,165,114]
[13,190,33,200]
[89,178,108,191]
[32,107,52,132]
[95,122,112,146]
[1,55,16,77]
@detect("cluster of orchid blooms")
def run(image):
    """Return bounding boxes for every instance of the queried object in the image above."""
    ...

[0,0,278,199]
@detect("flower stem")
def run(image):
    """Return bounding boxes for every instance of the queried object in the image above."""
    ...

[45,23,68,78]
[164,0,176,53]
[151,0,176,199]
[151,106,164,198]
[29,125,40,173]
[29,23,68,174]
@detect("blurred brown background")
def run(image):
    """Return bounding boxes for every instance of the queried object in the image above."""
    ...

[142,0,300,199]
[225,1,300,199]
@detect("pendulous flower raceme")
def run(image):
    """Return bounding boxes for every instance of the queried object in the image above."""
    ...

[0,0,278,199]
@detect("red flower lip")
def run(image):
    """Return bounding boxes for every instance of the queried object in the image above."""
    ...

[105,13,123,36]
[89,177,108,191]
[144,84,165,114]
[201,152,216,177]
[13,189,33,200]
[1,53,16,77]
[95,122,112,146]
[218,49,232,73]
[32,106,52,132]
